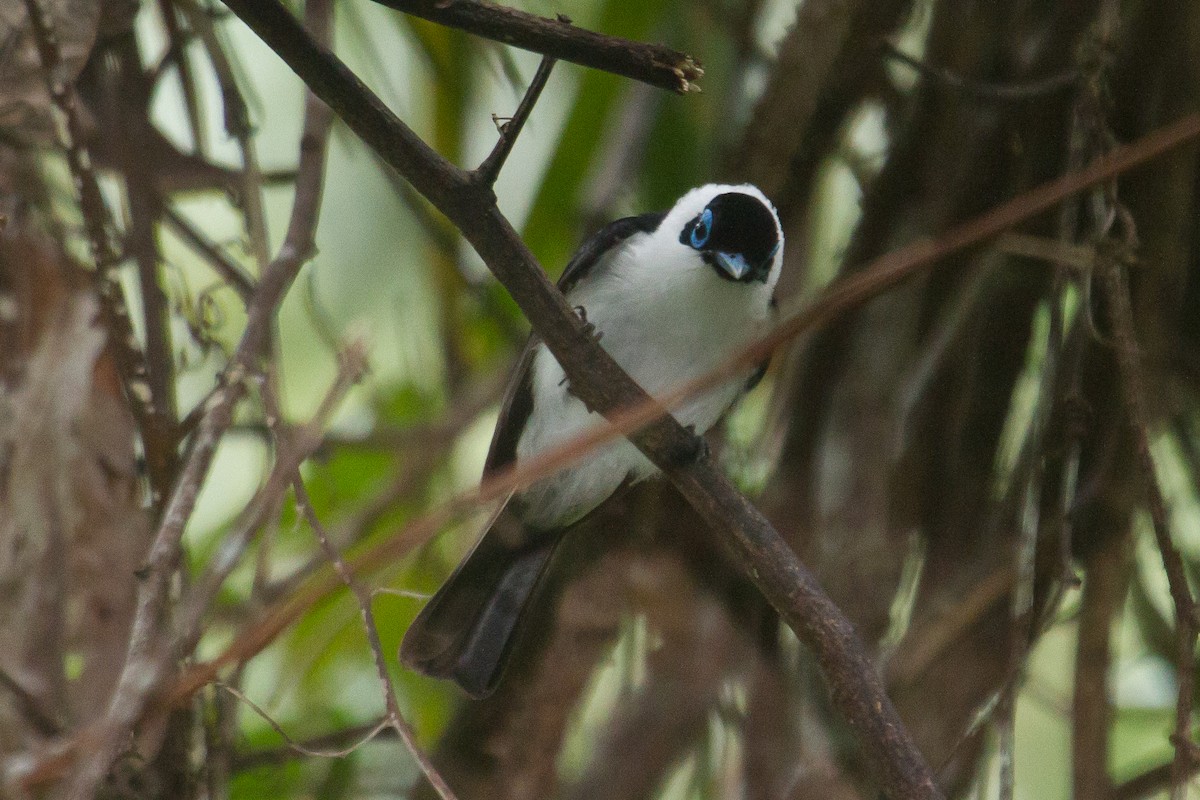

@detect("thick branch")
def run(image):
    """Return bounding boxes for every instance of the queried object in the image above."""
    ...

[219,2,938,797]
[373,0,701,93]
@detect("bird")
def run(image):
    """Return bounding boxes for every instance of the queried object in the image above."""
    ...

[400,183,784,698]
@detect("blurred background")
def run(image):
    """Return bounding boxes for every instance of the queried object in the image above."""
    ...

[0,0,1198,798]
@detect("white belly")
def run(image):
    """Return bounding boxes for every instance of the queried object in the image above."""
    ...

[514,261,769,530]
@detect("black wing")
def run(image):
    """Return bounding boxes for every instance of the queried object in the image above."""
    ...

[483,211,666,476]
[557,211,665,294]
[402,212,670,695]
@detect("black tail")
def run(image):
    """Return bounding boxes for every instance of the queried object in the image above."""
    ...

[400,508,558,699]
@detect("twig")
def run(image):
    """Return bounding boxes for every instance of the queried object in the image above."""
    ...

[1098,247,1199,800]
[156,0,207,155]
[882,42,1078,102]
[232,717,394,770]
[1072,533,1126,800]
[1113,742,1200,800]
[475,55,556,186]
[104,29,181,506]
[0,666,62,737]
[163,204,258,302]
[292,479,458,800]
[216,683,390,761]
[175,341,368,659]
[371,0,701,93]
[256,359,453,797]
[176,0,272,269]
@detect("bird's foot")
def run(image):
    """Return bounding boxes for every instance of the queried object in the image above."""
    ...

[669,425,711,466]
[574,305,602,342]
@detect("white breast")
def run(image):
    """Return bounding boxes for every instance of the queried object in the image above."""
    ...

[514,234,774,530]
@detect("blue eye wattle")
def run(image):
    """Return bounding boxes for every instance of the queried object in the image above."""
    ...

[690,208,713,249]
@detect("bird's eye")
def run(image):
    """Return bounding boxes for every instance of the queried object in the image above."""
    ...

[690,208,713,249]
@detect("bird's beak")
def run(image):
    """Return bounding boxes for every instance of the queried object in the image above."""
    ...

[714,251,752,281]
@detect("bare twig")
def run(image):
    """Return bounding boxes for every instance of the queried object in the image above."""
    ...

[372,0,701,93]
[0,666,62,737]
[176,0,272,268]
[1098,249,1199,800]
[248,367,457,800]
[1113,741,1200,800]
[232,717,394,770]
[1072,534,1126,800]
[156,0,207,154]
[292,480,458,800]
[163,204,258,302]
[103,29,181,506]
[475,55,556,186]
[175,342,368,659]
[216,683,390,760]
[882,43,1078,101]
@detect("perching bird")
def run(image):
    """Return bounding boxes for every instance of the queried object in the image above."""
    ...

[400,184,783,698]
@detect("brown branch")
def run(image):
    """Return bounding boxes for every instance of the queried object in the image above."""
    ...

[1113,740,1200,800]
[243,354,454,800]
[232,717,393,770]
[1073,533,1127,800]
[292,479,457,800]
[175,343,367,658]
[881,43,1078,101]
[216,3,938,797]
[1098,248,1199,799]
[162,204,258,302]
[475,55,556,186]
[176,0,272,268]
[0,666,62,737]
[103,29,181,507]
[372,0,701,93]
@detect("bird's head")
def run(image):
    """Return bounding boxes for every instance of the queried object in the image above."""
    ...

[673,184,782,286]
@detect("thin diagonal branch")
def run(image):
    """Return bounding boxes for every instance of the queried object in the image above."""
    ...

[255,362,455,799]
[216,684,390,760]
[882,43,1078,101]
[475,55,556,187]
[163,204,258,302]
[1098,249,1199,800]
[292,480,457,800]
[373,0,701,93]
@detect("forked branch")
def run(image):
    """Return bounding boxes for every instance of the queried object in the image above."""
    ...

[373,0,701,93]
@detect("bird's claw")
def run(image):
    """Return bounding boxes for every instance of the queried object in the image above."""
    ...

[670,425,710,466]
[575,305,602,342]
